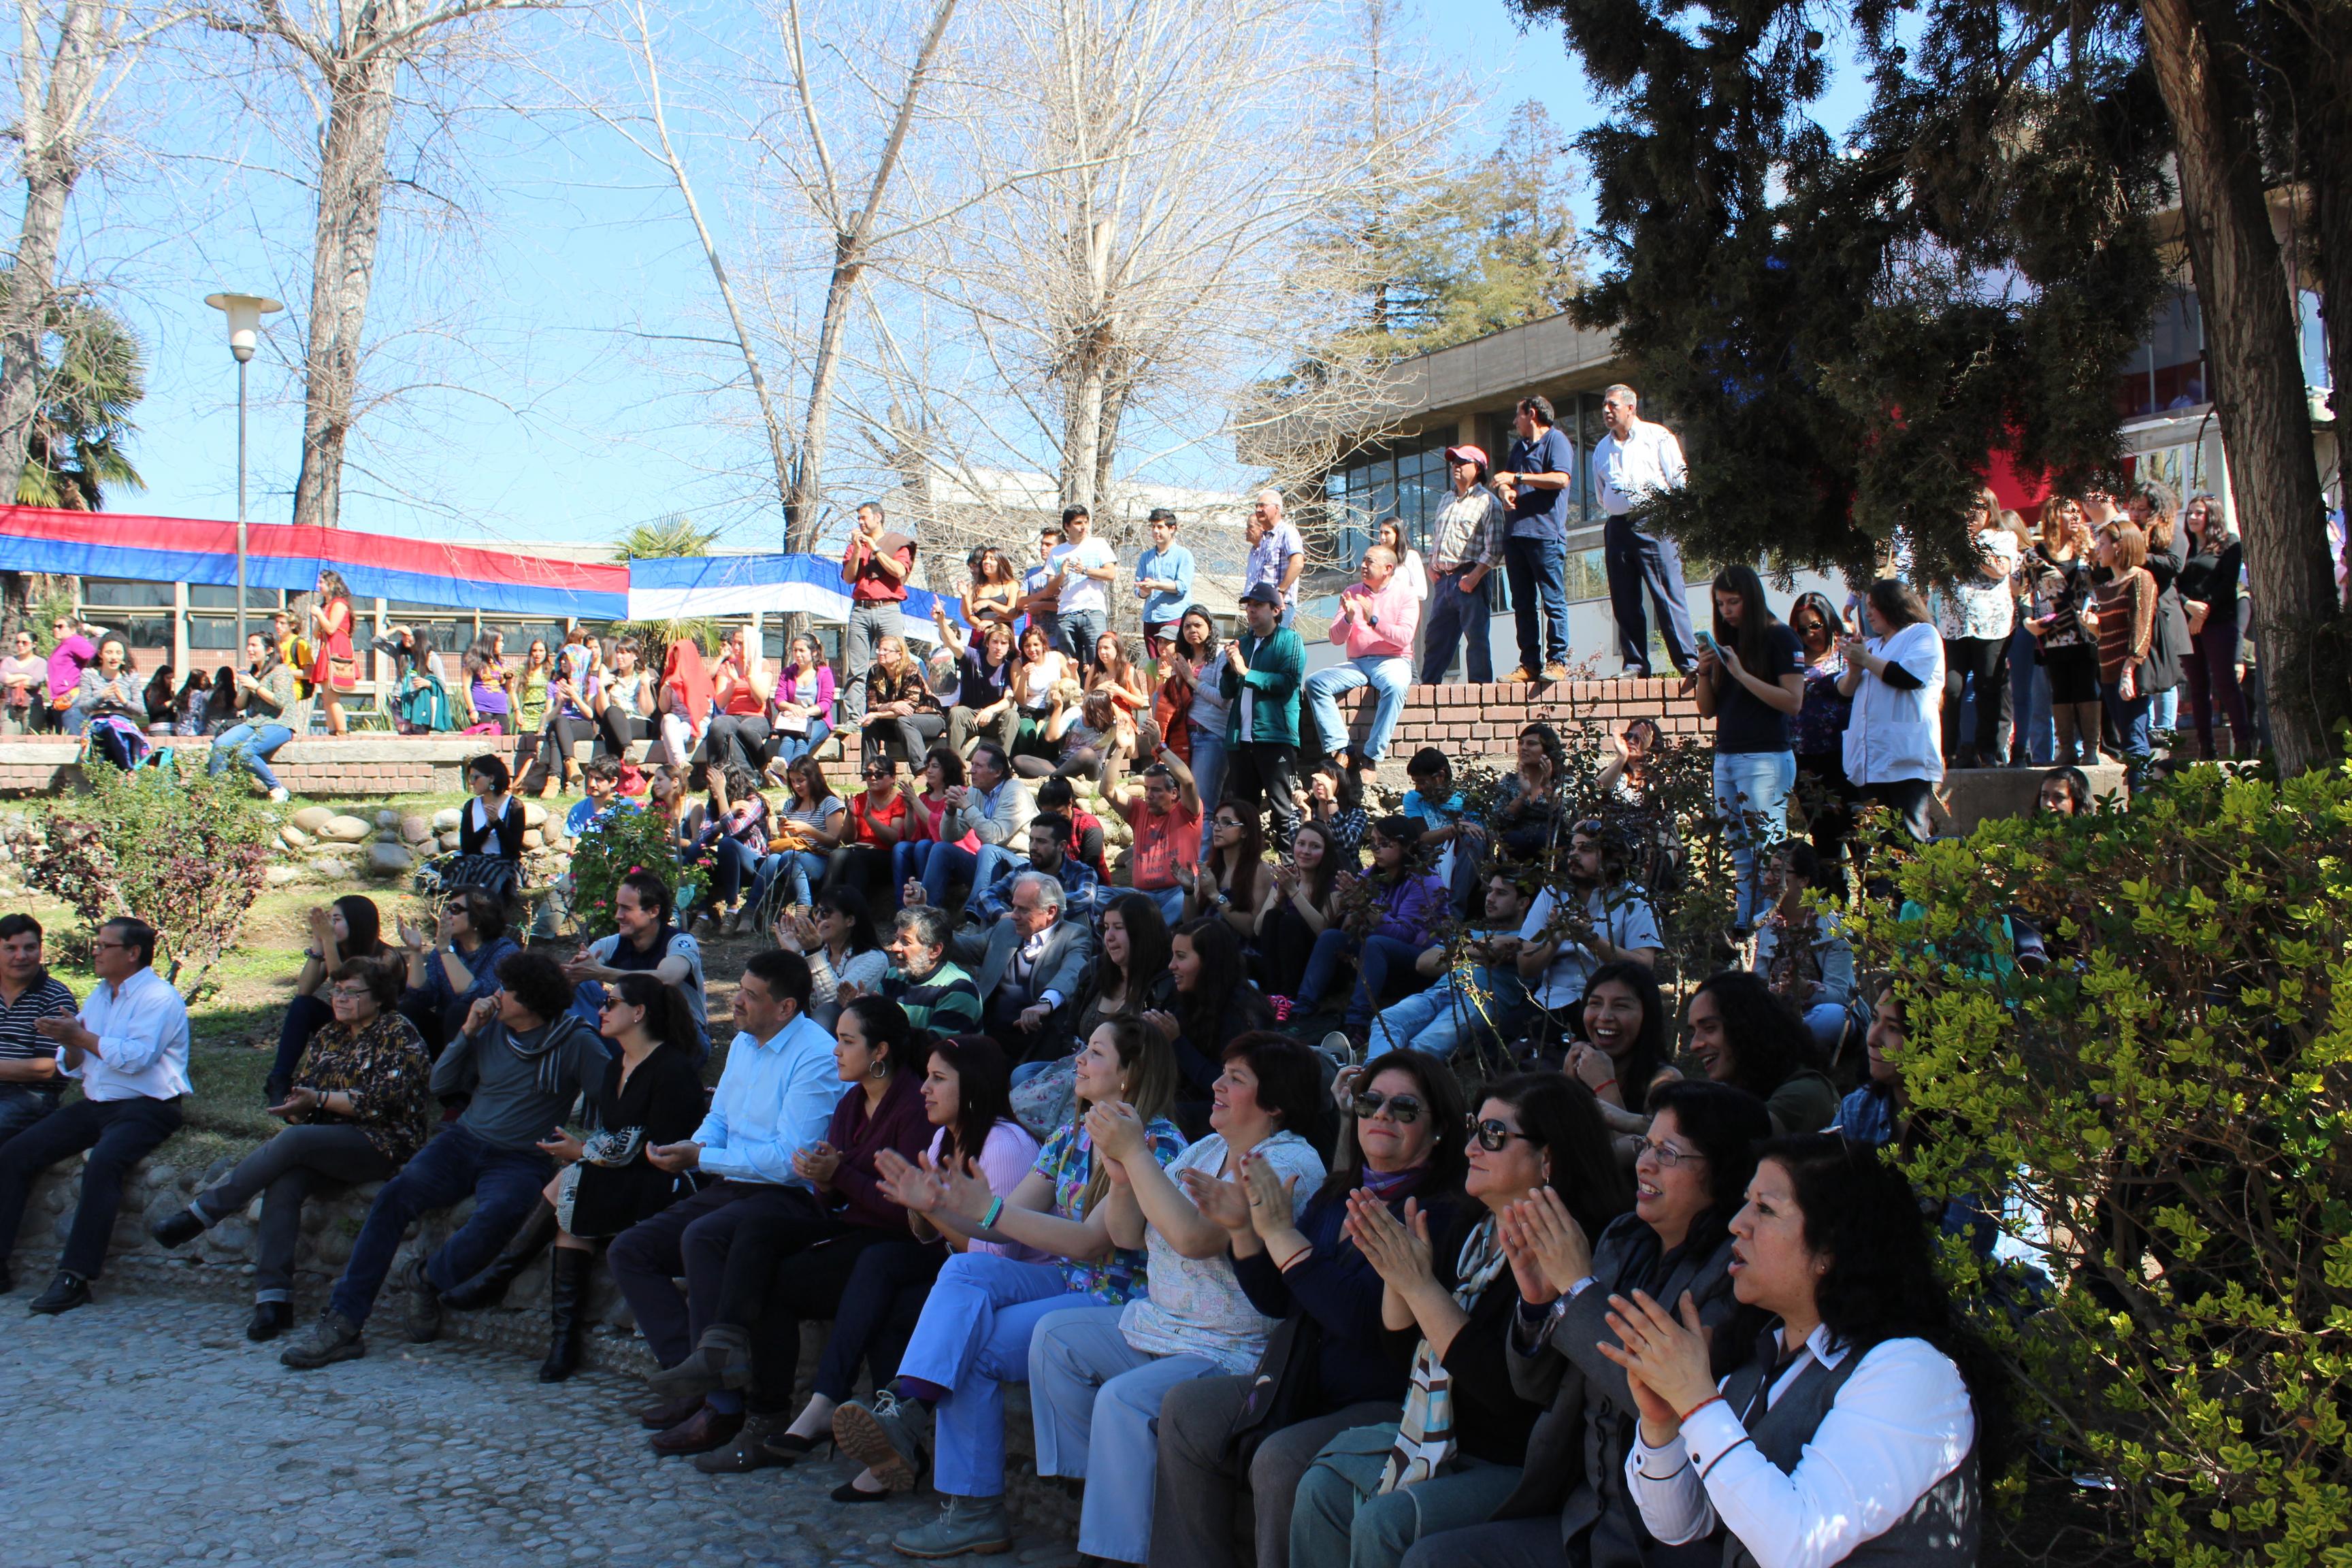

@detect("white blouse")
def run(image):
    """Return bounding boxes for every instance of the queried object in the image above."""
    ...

[1628,1326,1975,1568]
[1841,620,1944,786]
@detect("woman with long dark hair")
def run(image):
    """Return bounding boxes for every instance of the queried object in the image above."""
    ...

[1565,959,1679,1144]
[266,895,391,1103]
[1076,893,1175,1045]
[1144,916,1273,1130]
[1836,579,1945,843]
[2025,496,2103,766]
[891,745,968,898]
[684,760,770,934]
[394,886,519,1055]
[1603,1134,2006,1568]
[1290,1073,1634,1568]
[752,752,847,914]
[1151,1048,1468,1568]
[1694,564,1804,928]
[2178,492,2249,759]
[1416,1079,1774,1566]
[1786,589,1854,891]
[1490,721,1569,860]
[1254,815,1343,1000]
[1686,970,1837,1135]
[1170,605,1228,858]
[307,568,357,736]
[212,632,307,800]
[1184,800,1267,943]
[2080,519,2161,787]
[773,884,889,1030]
[461,638,514,734]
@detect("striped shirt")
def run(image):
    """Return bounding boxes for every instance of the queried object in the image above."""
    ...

[0,973,78,1082]
[879,958,984,1036]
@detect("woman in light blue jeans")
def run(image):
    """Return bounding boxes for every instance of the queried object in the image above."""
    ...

[212,632,307,798]
[1693,568,1803,928]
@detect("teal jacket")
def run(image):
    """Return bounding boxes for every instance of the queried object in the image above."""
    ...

[1220,625,1305,747]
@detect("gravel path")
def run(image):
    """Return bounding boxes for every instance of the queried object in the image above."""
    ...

[0,1295,1081,1568]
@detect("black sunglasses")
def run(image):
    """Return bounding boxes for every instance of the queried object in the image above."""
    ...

[1468,1115,1539,1153]
[1352,1090,1422,1124]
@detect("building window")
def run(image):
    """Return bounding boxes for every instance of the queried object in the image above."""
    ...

[2116,288,2207,419]
[1328,433,1454,561]
[82,578,174,608]
[188,585,282,610]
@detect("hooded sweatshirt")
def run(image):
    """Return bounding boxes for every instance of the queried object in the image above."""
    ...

[429,1009,611,1152]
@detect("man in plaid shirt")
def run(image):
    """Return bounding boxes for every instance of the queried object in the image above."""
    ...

[1420,444,1507,683]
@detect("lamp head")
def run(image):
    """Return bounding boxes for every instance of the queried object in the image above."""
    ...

[205,292,284,363]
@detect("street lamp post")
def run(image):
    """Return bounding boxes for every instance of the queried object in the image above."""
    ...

[203,293,283,656]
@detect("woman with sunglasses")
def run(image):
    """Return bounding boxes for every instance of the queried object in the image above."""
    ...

[827,753,919,908]
[525,973,706,1380]
[1403,1079,1772,1567]
[1601,1134,2004,1568]
[1152,1049,1467,1568]
[772,887,889,1033]
[152,957,434,1343]
[1291,1075,1633,1568]
[1030,1032,1330,1564]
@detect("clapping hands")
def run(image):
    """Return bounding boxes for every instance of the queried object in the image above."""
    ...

[1342,1192,1435,1290]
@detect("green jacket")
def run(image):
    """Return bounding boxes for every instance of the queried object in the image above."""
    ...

[1220,625,1305,747]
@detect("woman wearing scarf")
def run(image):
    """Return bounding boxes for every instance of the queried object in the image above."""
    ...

[1290,1074,1632,1568]
[658,638,716,769]
[1396,1079,1771,1568]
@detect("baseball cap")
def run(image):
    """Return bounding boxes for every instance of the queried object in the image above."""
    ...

[1240,583,1284,606]
[1444,444,1487,467]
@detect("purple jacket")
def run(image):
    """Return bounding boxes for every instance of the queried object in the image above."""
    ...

[1369,871,1447,947]
[772,661,837,723]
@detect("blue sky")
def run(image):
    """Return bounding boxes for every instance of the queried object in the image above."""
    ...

[83,0,1873,553]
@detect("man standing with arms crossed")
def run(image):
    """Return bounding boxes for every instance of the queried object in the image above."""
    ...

[840,500,914,728]
[1592,382,1699,679]
[1491,395,1577,683]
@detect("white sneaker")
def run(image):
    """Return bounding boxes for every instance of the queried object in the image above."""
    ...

[267,787,289,802]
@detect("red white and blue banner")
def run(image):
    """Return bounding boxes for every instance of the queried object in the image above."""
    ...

[0,508,962,631]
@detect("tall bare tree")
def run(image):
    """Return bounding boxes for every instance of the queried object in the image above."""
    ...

[0,0,180,493]
[203,0,555,530]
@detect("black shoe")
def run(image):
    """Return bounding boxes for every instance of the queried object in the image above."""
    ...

[28,1271,91,1315]
[151,1207,207,1249]
[831,1477,898,1503]
[537,1247,591,1383]
[399,1254,444,1344]
[246,1301,294,1342]
[440,1201,559,1310]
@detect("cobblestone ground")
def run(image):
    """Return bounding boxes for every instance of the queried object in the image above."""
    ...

[0,1296,1082,1568]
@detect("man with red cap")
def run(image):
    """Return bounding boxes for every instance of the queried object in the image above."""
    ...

[1420,442,1507,683]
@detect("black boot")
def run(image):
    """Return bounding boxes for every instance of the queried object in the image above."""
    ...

[538,1247,592,1384]
[440,1201,558,1310]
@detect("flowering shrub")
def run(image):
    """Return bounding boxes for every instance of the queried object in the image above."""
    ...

[1857,761,2352,1566]
[11,761,269,996]
[566,804,700,941]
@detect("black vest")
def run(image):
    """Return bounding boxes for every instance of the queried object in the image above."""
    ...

[1716,1341,1978,1568]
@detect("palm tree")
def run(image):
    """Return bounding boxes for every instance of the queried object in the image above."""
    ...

[613,512,720,657]
[11,293,144,511]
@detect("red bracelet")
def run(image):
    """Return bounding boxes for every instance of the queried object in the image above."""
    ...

[1678,1392,1726,1422]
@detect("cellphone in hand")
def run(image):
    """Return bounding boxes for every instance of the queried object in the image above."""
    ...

[1693,630,1718,659]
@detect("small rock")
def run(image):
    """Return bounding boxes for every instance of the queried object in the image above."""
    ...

[431,808,461,832]
[264,866,305,887]
[311,857,353,880]
[367,842,414,876]
[318,815,371,843]
[438,830,463,851]
[399,815,431,845]
[290,805,336,833]
[521,828,544,850]
[280,826,314,850]
[521,802,549,830]
[374,809,399,828]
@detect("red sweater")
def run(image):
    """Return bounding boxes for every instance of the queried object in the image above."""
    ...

[822,1066,934,1232]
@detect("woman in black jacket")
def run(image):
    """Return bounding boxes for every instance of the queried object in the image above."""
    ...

[1145,916,1272,1135]
[1290,1073,1633,1568]
[1397,1079,1772,1568]
[1150,1049,1467,1568]
[457,753,528,860]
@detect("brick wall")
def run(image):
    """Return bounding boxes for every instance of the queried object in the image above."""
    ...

[1334,675,1705,760]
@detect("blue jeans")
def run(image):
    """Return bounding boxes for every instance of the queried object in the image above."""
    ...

[2151,684,2179,734]
[1370,969,1522,1061]
[2008,625,2053,764]
[2102,681,2155,781]
[1341,933,1428,1032]
[1503,535,1569,671]
[962,843,1025,915]
[922,844,981,910]
[892,838,939,901]
[1802,1000,1852,1054]
[895,1252,1080,1498]
[0,1083,59,1151]
[329,1124,553,1326]
[1188,728,1226,857]
[707,836,760,907]
[1058,608,1105,668]
[1305,655,1414,765]
[1029,1305,1222,1563]
[753,848,828,911]
[1714,749,1796,927]
[209,722,295,792]
[1420,567,1493,684]
[768,717,831,768]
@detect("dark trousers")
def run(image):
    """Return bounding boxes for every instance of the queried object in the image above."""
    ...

[1223,740,1302,850]
[864,711,945,768]
[0,1084,61,1150]
[1601,516,1697,675]
[1504,535,1571,672]
[0,1094,183,1279]
[607,1179,819,1368]
[1152,1372,1399,1568]
[813,1236,945,1404]
[268,993,333,1101]
[329,1124,552,1326]
[193,1124,395,1301]
[1863,778,1935,844]
[704,714,774,775]
[1397,1516,1570,1568]
[516,713,593,783]
[1942,634,2009,762]
[728,1221,900,1412]
[2185,612,2251,757]
[596,704,649,760]
[1419,568,1493,684]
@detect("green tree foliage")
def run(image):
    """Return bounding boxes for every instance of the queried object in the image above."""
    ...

[566,804,702,941]
[1858,764,2352,1565]
[1508,0,2172,585]
[613,512,720,662]
[1,283,146,512]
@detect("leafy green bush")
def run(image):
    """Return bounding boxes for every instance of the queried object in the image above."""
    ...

[566,804,700,941]
[11,761,270,996]
[1855,761,2352,1567]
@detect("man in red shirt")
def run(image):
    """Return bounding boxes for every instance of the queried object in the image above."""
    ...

[838,500,915,730]
[1105,745,1200,924]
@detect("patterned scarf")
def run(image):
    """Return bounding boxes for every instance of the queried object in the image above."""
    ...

[1377,1215,1509,1492]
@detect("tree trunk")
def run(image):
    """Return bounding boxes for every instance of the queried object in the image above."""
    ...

[2140,0,2349,774]
[785,250,862,553]
[290,46,401,532]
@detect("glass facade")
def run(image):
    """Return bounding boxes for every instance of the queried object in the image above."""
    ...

[2115,288,2208,418]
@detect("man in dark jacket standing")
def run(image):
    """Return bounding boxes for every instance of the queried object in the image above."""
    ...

[1220,582,1306,850]
[282,949,609,1368]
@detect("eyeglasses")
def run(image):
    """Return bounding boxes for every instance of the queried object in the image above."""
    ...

[595,999,632,1015]
[1635,1139,1703,1169]
[1468,1116,1539,1153]
[863,768,892,780]
[329,986,371,1001]
[1352,1090,1422,1124]
[1213,818,1243,832]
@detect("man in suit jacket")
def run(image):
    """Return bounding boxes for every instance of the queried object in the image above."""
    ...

[947,870,1093,1060]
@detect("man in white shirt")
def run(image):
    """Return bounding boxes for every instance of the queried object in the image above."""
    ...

[1049,505,1118,665]
[1516,823,1664,1032]
[609,947,840,1456]
[1590,383,1699,679]
[1243,490,1307,625]
[0,916,188,1312]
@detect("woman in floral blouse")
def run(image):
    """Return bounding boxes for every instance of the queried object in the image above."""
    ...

[151,957,434,1344]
